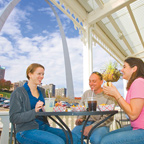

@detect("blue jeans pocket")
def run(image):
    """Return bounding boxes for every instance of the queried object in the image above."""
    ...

[16,130,27,139]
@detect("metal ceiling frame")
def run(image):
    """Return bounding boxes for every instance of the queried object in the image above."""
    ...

[95,0,104,9]
[127,5,144,49]
[87,0,137,24]
[49,0,143,61]
[107,15,134,54]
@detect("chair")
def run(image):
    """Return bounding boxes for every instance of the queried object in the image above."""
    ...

[10,123,21,144]
[115,109,130,128]
[119,109,130,127]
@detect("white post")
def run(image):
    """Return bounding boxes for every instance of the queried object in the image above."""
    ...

[83,25,93,92]
[123,79,127,99]
[0,111,10,144]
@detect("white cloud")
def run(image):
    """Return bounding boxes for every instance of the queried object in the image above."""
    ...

[38,7,55,17]
[1,4,31,37]
[38,5,72,35]
[0,0,9,7]
[0,36,13,52]
[1,28,84,97]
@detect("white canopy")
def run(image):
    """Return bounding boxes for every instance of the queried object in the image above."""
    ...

[49,0,144,62]
[49,0,144,90]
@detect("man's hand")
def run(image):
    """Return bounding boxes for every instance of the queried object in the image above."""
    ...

[81,125,92,136]
[75,118,84,125]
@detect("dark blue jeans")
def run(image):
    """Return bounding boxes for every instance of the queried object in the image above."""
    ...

[16,124,79,144]
[72,121,109,144]
[100,125,144,144]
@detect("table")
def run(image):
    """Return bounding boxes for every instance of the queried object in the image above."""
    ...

[36,110,118,144]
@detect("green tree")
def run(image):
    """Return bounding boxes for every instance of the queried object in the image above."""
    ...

[4,80,12,90]
[0,79,5,90]
[0,79,12,91]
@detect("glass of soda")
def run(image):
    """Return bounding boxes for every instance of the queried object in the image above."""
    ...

[87,97,97,111]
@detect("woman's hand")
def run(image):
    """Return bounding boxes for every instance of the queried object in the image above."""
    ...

[103,83,121,99]
[35,100,44,112]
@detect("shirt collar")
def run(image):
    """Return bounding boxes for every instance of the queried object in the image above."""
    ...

[23,82,39,92]
[23,82,30,92]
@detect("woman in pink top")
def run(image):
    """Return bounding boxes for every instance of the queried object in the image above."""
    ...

[101,57,144,144]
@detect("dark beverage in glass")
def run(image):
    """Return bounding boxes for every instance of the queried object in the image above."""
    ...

[88,100,97,111]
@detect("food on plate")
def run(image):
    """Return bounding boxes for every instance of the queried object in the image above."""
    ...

[54,102,65,112]
[71,105,76,107]
[71,105,77,107]
[71,105,86,112]
[66,108,72,112]
[98,104,114,111]
[55,102,63,107]
[100,103,106,106]
[53,106,66,112]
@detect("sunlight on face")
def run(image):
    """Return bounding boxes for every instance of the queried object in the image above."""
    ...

[121,62,134,80]
[89,74,103,91]
[29,67,44,85]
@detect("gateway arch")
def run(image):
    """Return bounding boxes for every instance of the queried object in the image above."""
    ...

[0,0,74,98]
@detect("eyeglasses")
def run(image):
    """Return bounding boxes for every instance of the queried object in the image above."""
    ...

[92,71,103,80]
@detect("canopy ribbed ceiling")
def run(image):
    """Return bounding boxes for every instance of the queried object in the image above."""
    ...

[49,0,144,64]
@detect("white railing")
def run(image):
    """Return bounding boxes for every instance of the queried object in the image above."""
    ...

[48,116,77,130]
[0,111,10,144]
[0,112,78,144]
[48,115,119,131]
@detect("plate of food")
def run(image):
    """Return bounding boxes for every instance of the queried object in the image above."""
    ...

[53,106,66,112]
[71,105,86,112]
[53,102,66,112]
[98,104,114,111]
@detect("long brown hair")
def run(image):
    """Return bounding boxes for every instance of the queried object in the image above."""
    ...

[125,57,144,90]
[26,63,45,80]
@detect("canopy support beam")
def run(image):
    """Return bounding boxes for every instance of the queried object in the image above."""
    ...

[83,25,93,91]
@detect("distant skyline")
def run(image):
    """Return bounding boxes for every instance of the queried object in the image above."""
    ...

[0,0,124,97]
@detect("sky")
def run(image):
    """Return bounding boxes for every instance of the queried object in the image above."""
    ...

[0,0,124,97]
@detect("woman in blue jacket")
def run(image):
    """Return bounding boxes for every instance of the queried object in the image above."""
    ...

[10,63,78,144]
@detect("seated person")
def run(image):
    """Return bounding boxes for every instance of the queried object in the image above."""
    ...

[72,72,116,144]
[10,63,79,144]
[101,57,144,144]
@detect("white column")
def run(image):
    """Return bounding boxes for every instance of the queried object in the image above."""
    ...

[83,26,93,92]
[0,111,10,144]
[123,79,127,99]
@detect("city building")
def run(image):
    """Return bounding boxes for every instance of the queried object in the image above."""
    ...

[42,84,55,97]
[55,88,66,97]
[0,66,5,80]
[18,80,28,87]
[13,80,28,90]
[13,82,19,90]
